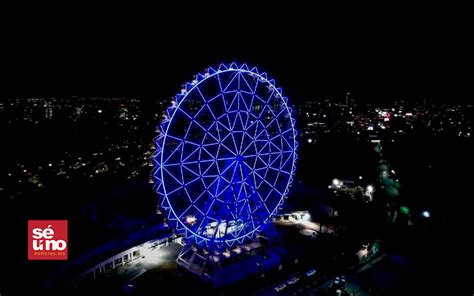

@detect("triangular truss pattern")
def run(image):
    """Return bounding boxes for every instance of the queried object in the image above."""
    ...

[153,62,298,249]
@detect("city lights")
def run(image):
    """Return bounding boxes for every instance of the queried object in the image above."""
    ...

[2,57,471,294]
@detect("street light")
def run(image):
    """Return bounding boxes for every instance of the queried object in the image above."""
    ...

[422,210,430,218]
[186,215,197,225]
[366,185,374,193]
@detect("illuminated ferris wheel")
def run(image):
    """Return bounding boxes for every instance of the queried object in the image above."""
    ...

[153,62,297,248]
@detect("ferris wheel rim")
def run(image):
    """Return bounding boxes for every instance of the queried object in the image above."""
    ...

[155,63,298,246]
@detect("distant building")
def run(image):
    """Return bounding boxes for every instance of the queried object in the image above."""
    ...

[45,101,53,119]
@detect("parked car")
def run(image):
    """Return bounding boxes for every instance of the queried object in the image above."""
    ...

[274,283,287,292]
[305,269,317,277]
[287,276,300,285]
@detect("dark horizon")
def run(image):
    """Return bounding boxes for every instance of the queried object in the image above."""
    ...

[1,14,471,105]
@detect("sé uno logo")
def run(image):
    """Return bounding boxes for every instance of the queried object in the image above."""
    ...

[32,225,67,251]
[28,220,68,260]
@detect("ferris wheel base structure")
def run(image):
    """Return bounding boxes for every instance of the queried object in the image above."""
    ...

[176,226,286,287]
[152,62,298,287]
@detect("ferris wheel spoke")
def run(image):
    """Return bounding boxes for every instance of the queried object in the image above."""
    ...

[230,160,240,184]
[237,71,242,90]
[163,166,183,185]
[223,71,239,93]
[247,202,256,228]
[226,92,239,116]
[229,109,240,131]
[216,182,231,198]
[244,115,258,134]
[165,135,202,148]
[240,134,257,156]
[269,140,283,153]
[179,147,200,164]
[225,199,238,219]
[223,115,234,137]
[239,93,250,113]
[180,159,208,166]
[216,72,225,93]
[254,123,269,140]
[238,168,248,196]
[242,112,252,131]
[196,87,218,121]
[195,121,220,143]
[219,159,237,176]
[239,162,249,182]
[219,138,237,157]
[250,151,292,157]
[176,108,193,121]
[238,108,247,131]
[242,160,257,179]
[165,183,186,196]
[270,127,292,141]
[268,155,283,169]
[241,180,250,198]
[162,142,184,165]
[196,198,216,231]
[281,132,295,150]
[200,145,218,160]
[262,108,285,130]
[179,203,195,219]
[249,73,262,93]
[201,162,217,177]
[263,86,276,102]
[256,192,271,215]
[254,169,283,197]
[281,152,295,170]
[193,202,205,217]
[240,73,256,96]
[191,189,208,206]
[255,151,271,165]
[268,166,291,175]
[237,200,249,223]
[226,127,240,155]
[238,132,247,156]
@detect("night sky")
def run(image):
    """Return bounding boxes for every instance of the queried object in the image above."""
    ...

[1,8,471,104]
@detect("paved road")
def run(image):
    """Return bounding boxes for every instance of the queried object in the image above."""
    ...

[101,242,183,287]
[256,254,388,296]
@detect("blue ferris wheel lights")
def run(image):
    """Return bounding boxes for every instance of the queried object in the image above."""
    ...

[153,62,298,248]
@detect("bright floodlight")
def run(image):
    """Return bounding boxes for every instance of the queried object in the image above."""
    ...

[366,185,374,193]
[332,178,340,186]
[302,212,311,221]
[422,210,430,218]
[307,138,313,143]
[186,215,197,225]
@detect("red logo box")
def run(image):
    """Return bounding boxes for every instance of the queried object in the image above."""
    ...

[28,220,68,260]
